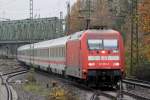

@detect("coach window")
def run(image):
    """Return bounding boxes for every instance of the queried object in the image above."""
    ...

[53,48,54,57]
[49,48,51,57]
[25,50,26,56]
[22,50,28,56]
[58,48,59,57]
[41,49,43,57]
[57,48,58,57]
[47,48,49,58]
[38,49,40,57]
[44,48,48,58]
[58,48,60,57]
[45,48,48,58]
[63,47,65,57]
[61,48,63,57]
[60,47,61,57]
[50,48,52,57]
[64,47,65,57]
[55,48,57,57]
[43,49,45,57]
[57,47,60,57]
[40,49,42,57]
[53,48,55,57]
[50,48,53,57]
[61,47,63,57]
[34,49,37,57]
[52,48,54,57]
[60,47,62,57]
[59,47,60,57]
[33,49,35,57]
[52,48,53,57]
[59,47,61,57]
[57,48,59,57]
[54,48,56,57]
[44,49,46,57]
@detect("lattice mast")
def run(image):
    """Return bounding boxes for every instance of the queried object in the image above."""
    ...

[130,0,139,75]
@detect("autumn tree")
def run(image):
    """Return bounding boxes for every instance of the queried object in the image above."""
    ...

[67,0,113,34]
[137,0,150,63]
[90,0,113,27]
[138,0,150,34]
[67,0,84,34]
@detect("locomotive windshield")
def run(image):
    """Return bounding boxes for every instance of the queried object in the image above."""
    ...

[103,40,118,49]
[88,39,118,50]
[88,40,103,50]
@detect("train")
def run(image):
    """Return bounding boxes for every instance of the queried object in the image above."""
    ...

[17,29,125,87]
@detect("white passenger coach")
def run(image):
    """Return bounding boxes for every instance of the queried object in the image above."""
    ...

[17,36,70,75]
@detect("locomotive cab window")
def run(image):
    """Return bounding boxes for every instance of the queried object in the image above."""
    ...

[104,39,118,50]
[88,39,118,50]
[88,40,103,50]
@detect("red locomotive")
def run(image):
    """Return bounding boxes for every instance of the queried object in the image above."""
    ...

[17,29,125,87]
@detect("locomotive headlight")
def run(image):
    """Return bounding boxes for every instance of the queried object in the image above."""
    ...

[88,62,95,66]
[82,69,87,75]
[113,62,120,66]
[101,50,107,54]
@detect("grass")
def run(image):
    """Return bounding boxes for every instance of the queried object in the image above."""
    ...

[23,82,50,96]
[24,72,79,100]
[23,82,79,100]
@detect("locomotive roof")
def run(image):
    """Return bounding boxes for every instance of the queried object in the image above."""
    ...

[85,29,120,35]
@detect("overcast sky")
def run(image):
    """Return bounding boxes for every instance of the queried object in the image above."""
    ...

[0,0,76,20]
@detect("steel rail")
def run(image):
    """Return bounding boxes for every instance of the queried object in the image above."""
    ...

[125,78,150,84]
[122,79,150,89]
[122,78,150,100]
[3,69,28,100]
[0,73,11,100]
[122,90,150,100]
[2,69,28,76]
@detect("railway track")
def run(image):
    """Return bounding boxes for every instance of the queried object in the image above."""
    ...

[0,69,29,100]
[3,67,149,100]
[89,78,150,100]
[35,70,150,100]
[34,70,120,100]
[121,78,150,100]
[123,78,150,88]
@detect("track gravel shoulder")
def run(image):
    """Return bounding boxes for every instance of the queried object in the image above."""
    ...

[11,71,88,100]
